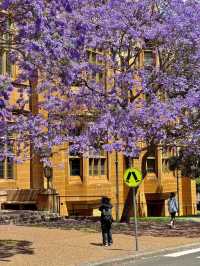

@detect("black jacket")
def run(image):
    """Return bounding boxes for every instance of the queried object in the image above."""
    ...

[99,203,113,223]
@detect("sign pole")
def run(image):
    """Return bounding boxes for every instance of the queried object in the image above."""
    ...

[133,187,138,251]
[115,152,119,222]
[123,166,142,252]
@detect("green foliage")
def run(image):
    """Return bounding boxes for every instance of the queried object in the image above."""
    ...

[169,153,200,179]
[196,177,200,185]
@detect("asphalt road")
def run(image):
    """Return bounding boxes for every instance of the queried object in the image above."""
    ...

[121,246,200,266]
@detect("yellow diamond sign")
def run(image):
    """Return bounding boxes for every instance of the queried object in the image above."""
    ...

[124,168,142,187]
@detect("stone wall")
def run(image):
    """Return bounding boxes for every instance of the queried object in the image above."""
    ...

[0,210,61,225]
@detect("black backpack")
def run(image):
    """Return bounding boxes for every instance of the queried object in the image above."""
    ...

[102,207,112,223]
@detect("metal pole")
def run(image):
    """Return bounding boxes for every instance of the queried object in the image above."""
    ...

[57,194,60,214]
[176,168,180,216]
[115,152,119,222]
[133,187,139,251]
[176,146,180,216]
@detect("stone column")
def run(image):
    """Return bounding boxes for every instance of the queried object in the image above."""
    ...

[29,71,44,189]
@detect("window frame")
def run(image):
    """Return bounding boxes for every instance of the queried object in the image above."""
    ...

[88,150,107,177]
[0,137,15,180]
[69,150,83,178]
[68,124,83,178]
[146,145,156,174]
[162,158,170,173]
[162,147,173,173]
[0,19,13,76]
[146,157,156,173]
[87,49,105,84]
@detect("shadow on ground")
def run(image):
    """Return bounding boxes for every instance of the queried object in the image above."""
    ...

[90,242,103,246]
[90,242,127,251]
[0,239,34,261]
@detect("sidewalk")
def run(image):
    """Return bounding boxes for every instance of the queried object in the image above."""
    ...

[0,221,200,266]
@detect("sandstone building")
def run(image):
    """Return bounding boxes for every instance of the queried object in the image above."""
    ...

[0,44,196,219]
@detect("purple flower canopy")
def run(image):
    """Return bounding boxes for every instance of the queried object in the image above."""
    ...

[0,0,200,161]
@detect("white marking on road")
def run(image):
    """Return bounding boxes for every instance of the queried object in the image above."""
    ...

[164,248,200,258]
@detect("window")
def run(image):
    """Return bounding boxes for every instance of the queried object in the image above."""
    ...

[69,150,82,177]
[146,158,156,173]
[0,139,14,179]
[97,70,104,82]
[89,150,107,176]
[162,158,170,173]
[100,158,106,175]
[69,157,81,176]
[0,50,12,76]
[146,146,156,173]
[6,51,12,75]
[68,124,83,177]
[0,19,13,76]
[162,148,173,173]
[93,158,98,175]
[144,50,154,67]
[87,49,104,83]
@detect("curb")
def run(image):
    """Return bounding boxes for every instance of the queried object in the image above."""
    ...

[81,242,200,266]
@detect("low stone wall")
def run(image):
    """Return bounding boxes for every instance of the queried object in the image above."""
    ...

[0,211,103,232]
[0,210,61,225]
[0,212,129,235]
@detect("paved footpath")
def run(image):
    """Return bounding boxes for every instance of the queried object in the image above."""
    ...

[0,224,200,266]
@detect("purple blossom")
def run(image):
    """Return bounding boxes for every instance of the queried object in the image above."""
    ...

[0,0,200,160]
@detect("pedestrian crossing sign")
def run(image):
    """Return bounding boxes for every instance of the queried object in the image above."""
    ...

[124,168,142,187]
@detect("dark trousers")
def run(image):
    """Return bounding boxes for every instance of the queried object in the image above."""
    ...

[101,222,113,245]
[170,212,176,225]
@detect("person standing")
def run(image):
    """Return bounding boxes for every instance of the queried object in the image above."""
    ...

[168,192,178,228]
[99,197,113,246]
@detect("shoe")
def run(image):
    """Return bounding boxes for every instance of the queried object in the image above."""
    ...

[108,242,113,246]
[104,243,108,247]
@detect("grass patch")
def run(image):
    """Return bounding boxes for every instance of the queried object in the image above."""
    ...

[136,217,169,222]
[134,216,198,222]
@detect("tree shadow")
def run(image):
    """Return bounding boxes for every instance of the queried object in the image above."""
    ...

[90,243,128,251]
[0,240,34,261]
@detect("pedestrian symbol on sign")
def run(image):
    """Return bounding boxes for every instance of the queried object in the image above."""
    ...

[126,171,139,184]
[124,168,142,187]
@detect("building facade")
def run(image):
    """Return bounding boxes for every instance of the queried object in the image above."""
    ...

[0,140,197,218]
[0,40,197,218]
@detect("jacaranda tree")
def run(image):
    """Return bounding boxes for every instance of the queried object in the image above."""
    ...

[0,0,200,165]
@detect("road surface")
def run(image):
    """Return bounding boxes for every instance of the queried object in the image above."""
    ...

[121,246,200,266]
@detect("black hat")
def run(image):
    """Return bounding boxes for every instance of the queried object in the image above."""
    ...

[101,196,110,204]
